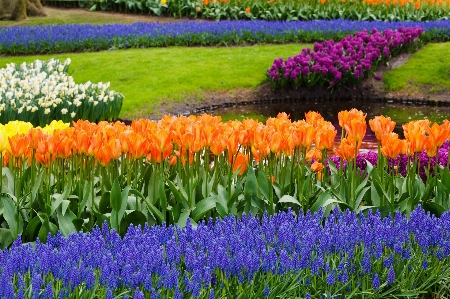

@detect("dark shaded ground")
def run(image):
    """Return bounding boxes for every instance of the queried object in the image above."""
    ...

[148,53,450,120]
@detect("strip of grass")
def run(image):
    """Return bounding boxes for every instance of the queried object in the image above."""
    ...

[384,43,450,92]
[0,7,179,26]
[0,44,310,119]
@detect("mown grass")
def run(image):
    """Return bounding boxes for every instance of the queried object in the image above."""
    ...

[0,6,180,26]
[0,44,311,119]
[384,43,450,92]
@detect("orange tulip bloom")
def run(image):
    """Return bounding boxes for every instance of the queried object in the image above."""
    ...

[334,137,357,161]
[380,133,407,159]
[344,118,367,149]
[369,115,396,140]
[203,0,209,5]
[169,155,177,166]
[9,135,30,158]
[414,1,420,9]
[245,7,250,13]
[233,152,248,175]
[403,120,429,153]
[310,161,324,172]
[425,122,449,148]
[306,149,322,162]
[269,132,284,154]
[423,136,437,158]
[305,111,324,127]
[338,109,366,130]
[315,128,337,151]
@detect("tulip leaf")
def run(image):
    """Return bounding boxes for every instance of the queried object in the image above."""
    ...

[251,195,265,211]
[26,216,42,241]
[51,171,73,216]
[38,216,57,243]
[244,168,258,202]
[123,210,147,230]
[2,195,23,238]
[31,170,45,202]
[2,168,15,194]
[159,175,167,222]
[167,179,189,209]
[257,170,271,201]
[110,179,122,211]
[78,180,93,216]
[191,195,217,222]
[354,186,370,209]
[177,209,191,228]
[144,198,164,224]
[216,184,228,214]
[422,202,446,218]
[57,205,77,236]
[310,191,337,213]
[99,191,111,214]
[0,228,14,249]
[278,195,301,206]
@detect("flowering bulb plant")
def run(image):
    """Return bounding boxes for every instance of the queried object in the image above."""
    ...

[0,58,124,126]
[1,206,450,298]
[267,27,423,90]
[0,108,450,249]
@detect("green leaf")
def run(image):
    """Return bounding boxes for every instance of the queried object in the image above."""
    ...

[144,198,164,224]
[25,216,42,241]
[257,170,271,200]
[31,170,44,202]
[310,191,338,213]
[2,168,15,194]
[72,218,85,232]
[251,195,265,211]
[191,195,217,222]
[177,209,191,228]
[244,168,258,202]
[110,179,122,211]
[99,191,111,214]
[0,228,14,249]
[57,205,77,236]
[159,175,167,222]
[78,180,93,215]
[167,179,189,209]
[2,195,22,238]
[422,202,446,218]
[216,184,228,214]
[38,216,57,243]
[278,195,301,206]
[124,210,147,229]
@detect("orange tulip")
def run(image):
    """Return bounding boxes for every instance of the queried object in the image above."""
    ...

[233,152,248,175]
[269,132,284,154]
[310,161,324,172]
[9,135,30,158]
[245,7,250,13]
[369,115,396,140]
[425,122,449,148]
[344,118,367,149]
[334,137,357,161]
[338,108,366,130]
[305,111,324,127]
[380,133,407,159]
[423,136,437,158]
[414,1,420,9]
[305,149,322,162]
[315,128,337,151]
[403,120,429,153]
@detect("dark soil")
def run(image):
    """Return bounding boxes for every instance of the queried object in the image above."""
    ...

[148,52,450,120]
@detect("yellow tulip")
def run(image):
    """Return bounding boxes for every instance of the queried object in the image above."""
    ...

[0,130,7,153]
[42,120,70,135]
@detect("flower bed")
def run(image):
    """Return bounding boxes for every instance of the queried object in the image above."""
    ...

[1,207,450,298]
[55,0,450,22]
[267,27,423,89]
[1,19,449,55]
[0,58,124,126]
[0,110,450,249]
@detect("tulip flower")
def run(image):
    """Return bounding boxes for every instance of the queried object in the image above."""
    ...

[369,115,396,140]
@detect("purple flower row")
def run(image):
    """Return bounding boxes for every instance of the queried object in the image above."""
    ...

[1,207,450,298]
[0,19,449,55]
[267,27,423,90]
[328,140,450,182]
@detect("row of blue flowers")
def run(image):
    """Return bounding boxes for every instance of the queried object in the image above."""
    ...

[1,206,449,298]
[1,19,450,55]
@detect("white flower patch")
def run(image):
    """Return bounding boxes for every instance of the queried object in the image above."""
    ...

[0,58,124,127]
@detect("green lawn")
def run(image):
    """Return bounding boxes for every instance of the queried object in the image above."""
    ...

[384,43,450,92]
[0,7,180,26]
[0,44,310,119]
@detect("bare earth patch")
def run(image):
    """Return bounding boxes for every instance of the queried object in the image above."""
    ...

[149,52,450,120]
